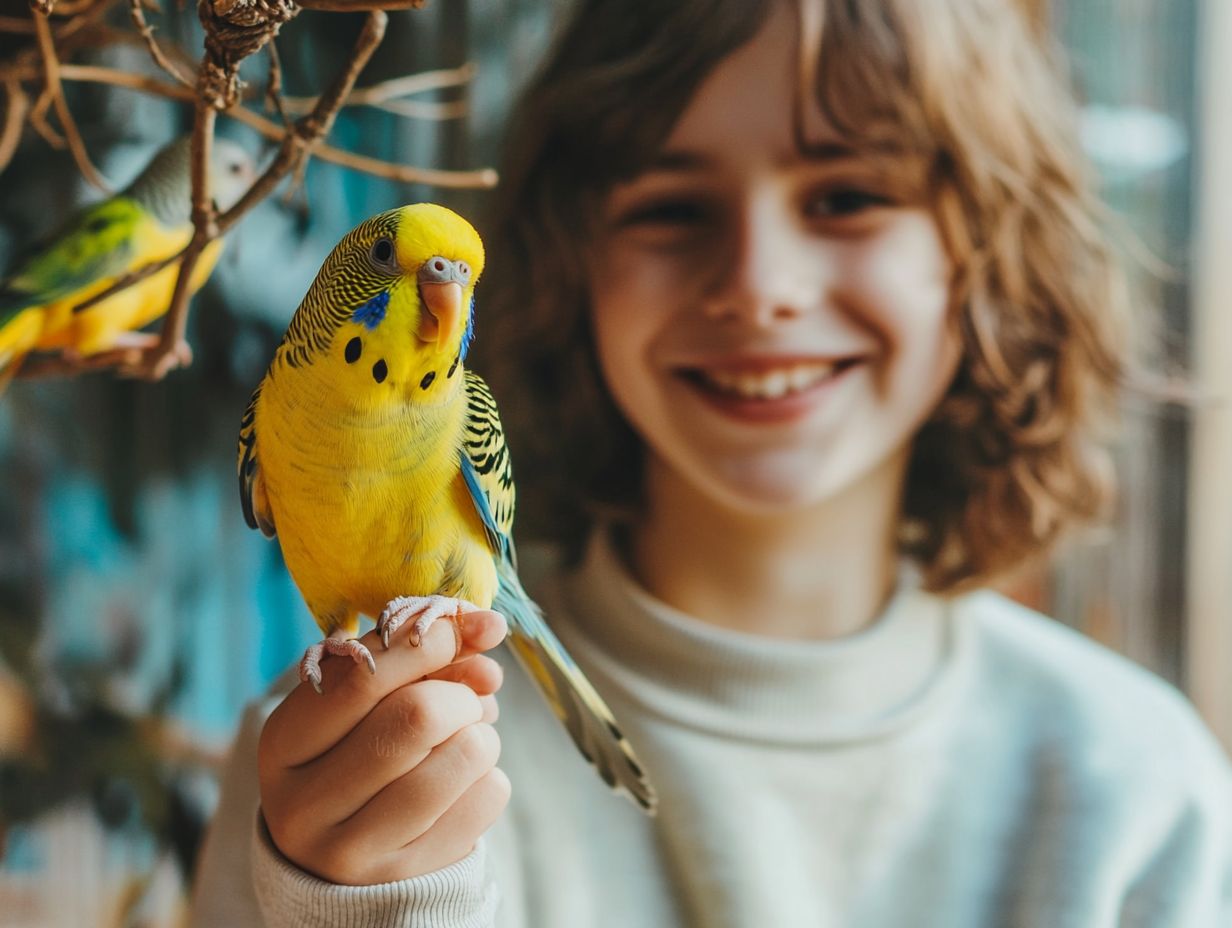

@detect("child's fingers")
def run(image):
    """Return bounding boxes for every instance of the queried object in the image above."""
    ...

[445,610,508,661]
[263,618,467,769]
[479,693,499,724]
[394,767,512,878]
[423,654,503,695]
[270,680,486,828]
[338,722,502,855]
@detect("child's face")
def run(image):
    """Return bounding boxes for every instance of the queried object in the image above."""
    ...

[588,3,962,517]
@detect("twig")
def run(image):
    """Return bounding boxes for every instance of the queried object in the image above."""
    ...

[0,79,30,173]
[217,11,387,236]
[49,65,497,186]
[0,15,37,33]
[28,87,63,146]
[124,10,390,379]
[290,141,497,188]
[8,0,498,386]
[280,62,476,119]
[265,37,288,125]
[60,248,185,318]
[338,63,476,103]
[52,0,106,16]
[128,0,193,88]
[31,7,109,190]
[294,0,423,10]
[128,103,216,379]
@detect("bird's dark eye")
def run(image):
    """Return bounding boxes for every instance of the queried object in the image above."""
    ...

[369,237,397,272]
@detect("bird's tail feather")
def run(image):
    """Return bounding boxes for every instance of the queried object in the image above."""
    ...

[494,566,658,814]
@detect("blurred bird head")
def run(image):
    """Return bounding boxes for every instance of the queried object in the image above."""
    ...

[125,136,256,224]
[207,139,256,213]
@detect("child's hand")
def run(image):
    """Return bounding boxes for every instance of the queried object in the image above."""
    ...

[257,610,510,885]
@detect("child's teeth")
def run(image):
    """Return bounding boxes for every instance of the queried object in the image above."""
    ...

[763,371,789,398]
[789,366,819,391]
[700,363,838,399]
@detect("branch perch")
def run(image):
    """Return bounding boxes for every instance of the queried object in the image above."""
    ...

[4,0,498,385]
[31,6,109,190]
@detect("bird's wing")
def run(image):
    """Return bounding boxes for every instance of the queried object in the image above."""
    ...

[237,379,276,537]
[460,370,658,813]
[0,198,146,327]
[460,370,516,564]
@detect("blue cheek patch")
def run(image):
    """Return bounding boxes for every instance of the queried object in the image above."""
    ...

[352,290,390,330]
[460,295,476,362]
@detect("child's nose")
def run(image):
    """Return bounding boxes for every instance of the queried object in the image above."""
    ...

[701,196,816,327]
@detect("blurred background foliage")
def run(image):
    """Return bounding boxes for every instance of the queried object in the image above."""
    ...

[0,0,1224,923]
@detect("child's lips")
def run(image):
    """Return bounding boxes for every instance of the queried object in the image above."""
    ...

[675,358,862,424]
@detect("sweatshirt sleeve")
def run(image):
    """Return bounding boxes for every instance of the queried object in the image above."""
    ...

[252,817,498,928]
[1118,712,1232,927]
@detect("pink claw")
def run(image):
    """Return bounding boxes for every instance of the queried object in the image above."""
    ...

[377,595,481,649]
[299,635,376,695]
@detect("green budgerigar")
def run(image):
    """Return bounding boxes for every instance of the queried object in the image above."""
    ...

[0,137,254,386]
[238,203,657,812]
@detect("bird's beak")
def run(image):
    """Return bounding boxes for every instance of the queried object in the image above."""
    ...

[419,281,463,350]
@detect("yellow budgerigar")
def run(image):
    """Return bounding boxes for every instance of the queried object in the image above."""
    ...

[0,137,254,385]
[237,203,656,812]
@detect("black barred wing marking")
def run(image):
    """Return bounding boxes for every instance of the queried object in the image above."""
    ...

[237,380,276,537]
[462,370,516,557]
[276,211,402,370]
[463,373,659,813]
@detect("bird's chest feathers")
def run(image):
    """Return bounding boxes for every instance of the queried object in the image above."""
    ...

[259,359,471,581]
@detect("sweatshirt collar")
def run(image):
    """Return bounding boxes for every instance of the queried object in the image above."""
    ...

[548,529,965,746]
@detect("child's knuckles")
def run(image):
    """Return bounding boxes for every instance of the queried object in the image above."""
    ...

[309,838,370,886]
[275,798,334,854]
[393,682,480,749]
[331,656,386,704]
[475,766,512,814]
[451,722,501,773]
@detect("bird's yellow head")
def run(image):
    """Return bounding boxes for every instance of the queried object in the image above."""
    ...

[291,203,485,402]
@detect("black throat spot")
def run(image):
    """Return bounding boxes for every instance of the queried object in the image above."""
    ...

[420,371,436,390]
[372,359,388,384]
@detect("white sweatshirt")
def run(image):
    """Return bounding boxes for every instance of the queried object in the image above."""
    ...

[191,534,1232,927]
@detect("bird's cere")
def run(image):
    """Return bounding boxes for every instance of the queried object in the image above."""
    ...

[697,361,841,400]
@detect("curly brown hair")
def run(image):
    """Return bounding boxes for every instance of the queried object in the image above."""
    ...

[476,0,1128,593]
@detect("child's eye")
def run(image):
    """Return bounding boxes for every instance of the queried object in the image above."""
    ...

[617,199,711,228]
[804,188,892,219]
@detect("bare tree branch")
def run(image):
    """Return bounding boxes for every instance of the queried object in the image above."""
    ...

[264,36,288,125]
[0,15,38,33]
[294,0,422,10]
[122,10,389,379]
[280,61,477,119]
[31,7,109,190]
[128,0,193,88]
[5,0,499,385]
[39,64,496,186]
[0,79,30,173]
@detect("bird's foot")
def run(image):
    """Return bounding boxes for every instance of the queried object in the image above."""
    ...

[299,631,376,695]
[378,595,480,649]
[115,339,194,381]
